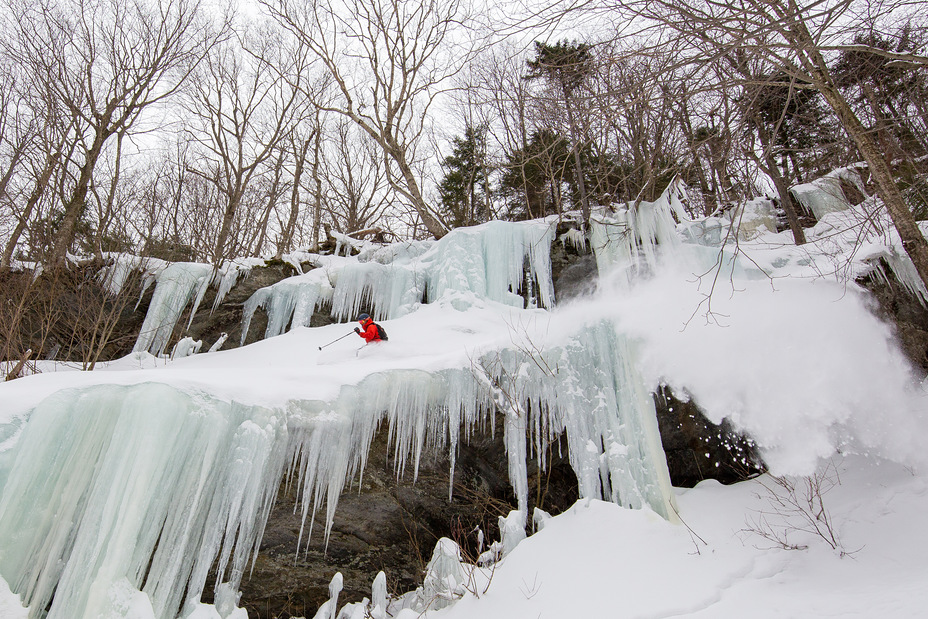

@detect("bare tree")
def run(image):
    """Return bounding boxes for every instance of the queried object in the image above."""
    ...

[583,0,928,289]
[1,0,227,265]
[473,46,539,219]
[183,23,310,263]
[322,118,391,234]
[262,0,481,239]
[275,124,313,258]
[0,61,78,267]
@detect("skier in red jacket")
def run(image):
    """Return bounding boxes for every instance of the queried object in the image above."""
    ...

[354,313,383,343]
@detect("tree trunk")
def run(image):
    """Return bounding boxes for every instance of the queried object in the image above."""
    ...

[1,151,60,268]
[95,129,125,261]
[277,135,311,259]
[49,128,111,265]
[213,186,244,264]
[562,88,591,225]
[754,123,806,244]
[311,125,324,250]
[388,141,447,239]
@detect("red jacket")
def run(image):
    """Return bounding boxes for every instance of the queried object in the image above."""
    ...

[357,318,381,342]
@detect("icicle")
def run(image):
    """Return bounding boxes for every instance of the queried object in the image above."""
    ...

[590,182,684,287]
[559,227,588,253]
[133,263,213,356]
[240,272,332,345]
[311,572,343,619]
[498,509,526,557]
[97,253,168,297]
[727,198,777,240]
[872,250,928,308]
[329,261,426,322]
[211,259,260,311]
[427,220,555,310]
[0,384,289,619]
[371,572,387,619]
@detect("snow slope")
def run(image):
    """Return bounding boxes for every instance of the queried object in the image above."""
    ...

[429,456,928,619]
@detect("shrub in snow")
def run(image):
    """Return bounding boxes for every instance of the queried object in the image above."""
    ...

[533,507,552,532]
[208,332,228,353]
[499,509,527,556]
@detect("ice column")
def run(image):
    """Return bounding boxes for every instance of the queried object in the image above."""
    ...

[790,167,866,221]
[481,323,676,520]
[0,383,288,619]
[133,262,214,356]
[428,220,555,309]
[241,273,332,344]
[416,538,465,611]
[329,261,426,322]
[589,182,685,286]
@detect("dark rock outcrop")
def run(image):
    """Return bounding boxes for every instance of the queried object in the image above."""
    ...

[550,222,597,304]
[184,262,303,352]
[653,385,764,487]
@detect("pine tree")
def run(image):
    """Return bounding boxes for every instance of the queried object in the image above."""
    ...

[438,125,493,228]
[525,41,593,224]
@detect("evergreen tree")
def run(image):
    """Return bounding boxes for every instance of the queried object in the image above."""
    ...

[438,125,492,228]
[833,24,928,163]
[499,129,571,220]
[525,41,594,223]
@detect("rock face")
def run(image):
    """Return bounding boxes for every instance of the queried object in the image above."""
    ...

[653,386,764,487]
[859,263,928,374]
[550,223,598,304]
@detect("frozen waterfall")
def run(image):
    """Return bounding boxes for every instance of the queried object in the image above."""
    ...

[240,220,556,342]
[0,204,691,618]
[0,383,287,619]
[0,323,676,618]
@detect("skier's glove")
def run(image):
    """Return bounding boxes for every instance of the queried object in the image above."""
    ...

[354,327,360,333]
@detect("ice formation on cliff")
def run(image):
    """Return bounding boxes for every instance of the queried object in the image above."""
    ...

[0,182,792,618]
[240,220,555,342]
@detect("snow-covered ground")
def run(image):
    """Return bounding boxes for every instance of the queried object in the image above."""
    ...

[2,178,927,618]
[427,455,928,619]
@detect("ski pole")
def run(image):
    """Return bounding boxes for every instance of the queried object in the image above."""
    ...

[318,331,355,350]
